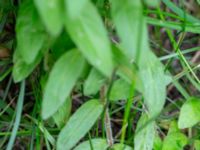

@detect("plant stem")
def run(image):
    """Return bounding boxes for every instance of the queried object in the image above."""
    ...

[105,108,114,146]
[100,69,117,147]
[100,86,114,146]
[120,81,135,144]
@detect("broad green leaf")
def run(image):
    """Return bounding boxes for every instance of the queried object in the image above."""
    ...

[194,140,200,150]
[162,132,187,150]
[74,138,108,150]
[65,1,113,77]
[134,114,155,150]
[135,26,171,116]
[153,133,163,150]
[109,78,130,101]
[168,121,180,134]
[84,68,105,96]
[144,0,160,7]
[139,52,170,116]
[57,100,103,150]
[12,49,43,83]
[178,97,200,129]
[110,0,143,61]
[42,50,86,119]
[34,0,63,36]
[162,121,187,150]
[110,0,171,116]
[16,0,46,64]
[111,144,133,150]
[65,0,88,18]
[52,97,71,128]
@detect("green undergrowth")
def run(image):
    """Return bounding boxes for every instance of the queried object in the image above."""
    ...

[0,0,200,149]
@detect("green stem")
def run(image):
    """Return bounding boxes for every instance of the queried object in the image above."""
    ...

[120,81,135,144]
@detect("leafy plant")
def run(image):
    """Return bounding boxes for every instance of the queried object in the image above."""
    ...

[0,0,200,149]
[178,97,200,129]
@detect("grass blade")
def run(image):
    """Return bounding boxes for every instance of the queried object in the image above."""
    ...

[162,0,200,24]
[6,80,25,150]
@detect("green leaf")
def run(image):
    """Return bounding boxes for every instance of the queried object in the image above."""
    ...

[162,121,187,150]
[16,0,46,64]
[52,97,71,128]
[111,144,133,150]
[111,45,142,91]
[110,0,170,116]
[162,0,200,24]
[64,1,113,77]
[135,26,171,116]
[57,100,103,150]
[144,0,160,7]
[112,45,141,85]
[162,132,187,150]
[109,78,130,101]
[168,121,180,134]
[178,97,200,129]
[74,138,108,150]
[146,17,200,34]
[37,121,55,146]
[194,140,200,150]
[84,68,105,96]
[139,52,170,116]
[12,49,43,83]
[134,114,155,150]
[42,49,86,119]
[153,133,163,150]
[65,0,89,18]
[34,0,63,36]
[110,0,143,61]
